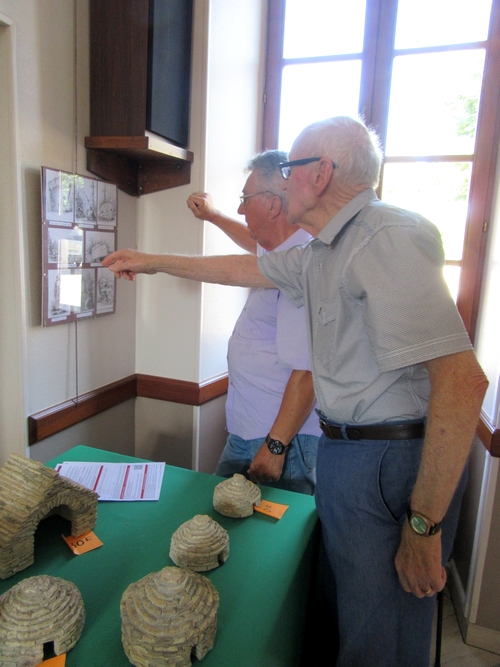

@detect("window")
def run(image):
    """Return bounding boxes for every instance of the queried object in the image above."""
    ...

[263,0,500,343]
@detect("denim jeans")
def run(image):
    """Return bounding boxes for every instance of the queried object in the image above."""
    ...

[315,432,467,667]
[215,432,318,495]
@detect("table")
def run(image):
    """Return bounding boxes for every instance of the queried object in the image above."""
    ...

[0,446,319,667]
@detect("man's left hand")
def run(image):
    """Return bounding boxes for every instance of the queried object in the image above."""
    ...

[394,521,446,597]
[248,443,286,485]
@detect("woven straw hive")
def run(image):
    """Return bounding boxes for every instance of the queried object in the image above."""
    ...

[0,453,98,579]
[121,566,219,667]
[0,575,85,667]
[213,474,261,518]
[169,514,229,572]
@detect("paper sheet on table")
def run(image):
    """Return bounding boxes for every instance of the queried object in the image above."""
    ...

[55,461,165,501]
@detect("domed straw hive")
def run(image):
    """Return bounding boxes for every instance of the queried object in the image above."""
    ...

[121,566,219,667]
[169,514,229,572]
[0,575,85,667]
[213,473,261,518]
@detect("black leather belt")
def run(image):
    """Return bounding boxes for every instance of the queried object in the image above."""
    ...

[319,419,424,441]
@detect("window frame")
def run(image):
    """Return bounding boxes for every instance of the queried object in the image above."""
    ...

[263,0,500,345]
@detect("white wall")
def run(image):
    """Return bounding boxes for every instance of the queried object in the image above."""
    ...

[0,0,137,464]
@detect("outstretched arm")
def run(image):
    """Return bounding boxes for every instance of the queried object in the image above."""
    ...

[102,248,273,288]
[394,349,488,597]
[187,192,257,254]
[248,370,316,484]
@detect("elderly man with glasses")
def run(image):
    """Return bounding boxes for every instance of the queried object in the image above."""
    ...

[103,150,320,494]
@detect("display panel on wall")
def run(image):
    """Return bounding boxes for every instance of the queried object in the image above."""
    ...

[41,167,117,327]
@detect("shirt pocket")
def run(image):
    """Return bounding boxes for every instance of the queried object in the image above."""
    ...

[314,297,337,365]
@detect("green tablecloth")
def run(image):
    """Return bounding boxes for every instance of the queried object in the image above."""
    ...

[0,446,319,667]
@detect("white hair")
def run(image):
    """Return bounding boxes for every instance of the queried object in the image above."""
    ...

[294,116,383,190]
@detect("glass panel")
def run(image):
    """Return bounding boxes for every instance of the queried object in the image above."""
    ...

[385,50,485,156]
[283,0,366,59]
[443,265,461,302]
[382,161,472,261]
[395,0,492,49]
[278,61,362,150]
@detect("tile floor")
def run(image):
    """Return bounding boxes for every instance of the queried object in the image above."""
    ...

[432,589,500,667]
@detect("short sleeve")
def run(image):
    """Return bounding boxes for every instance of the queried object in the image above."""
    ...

[258,245,306,307]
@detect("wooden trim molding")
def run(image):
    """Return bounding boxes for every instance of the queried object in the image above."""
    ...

[135,374,228,406]
[28,373,229,446]
[477,410,500,458]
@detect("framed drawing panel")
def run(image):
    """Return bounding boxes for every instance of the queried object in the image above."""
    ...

[41,167,118,326]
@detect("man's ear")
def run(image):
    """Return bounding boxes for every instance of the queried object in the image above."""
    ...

[313,158,334,195]
[268,194,283,219]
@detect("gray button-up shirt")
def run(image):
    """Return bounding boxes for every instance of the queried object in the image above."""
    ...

[258,189,472,425]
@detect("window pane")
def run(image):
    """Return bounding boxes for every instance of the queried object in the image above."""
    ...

[283,0,366,59]
[278,61,361,150]
[385,50,485,156]
[382,162,471,261]
[395,0,492,49]
[443,265,460,302]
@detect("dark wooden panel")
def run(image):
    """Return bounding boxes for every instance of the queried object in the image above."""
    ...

[28,376,137,445]
[90,0,149,137]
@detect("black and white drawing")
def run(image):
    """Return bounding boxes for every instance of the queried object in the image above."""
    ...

[96,267,115,313]
[47,227,83,267]
[97,181,117,226]
[74,175,98,226]
[85,231,115,264]
[44,169,75,225]
[47,270,72,319]
[76,269,96,315]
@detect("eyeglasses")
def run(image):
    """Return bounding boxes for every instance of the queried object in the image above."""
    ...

[279,157,338,180]
[239,190,274,205]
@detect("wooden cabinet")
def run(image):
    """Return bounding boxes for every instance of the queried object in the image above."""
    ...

[85,0,194,197]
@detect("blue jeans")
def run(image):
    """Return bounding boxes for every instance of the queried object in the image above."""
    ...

[215,432,318,495]
[315,431,467,667]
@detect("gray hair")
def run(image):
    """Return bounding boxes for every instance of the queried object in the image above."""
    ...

[246,149,288,197]
[295,116,383,190]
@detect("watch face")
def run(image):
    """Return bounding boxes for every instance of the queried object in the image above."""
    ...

[410,515,428,535]
[267,439,285,455]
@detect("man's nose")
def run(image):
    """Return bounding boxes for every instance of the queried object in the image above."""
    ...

[237,202,245,215]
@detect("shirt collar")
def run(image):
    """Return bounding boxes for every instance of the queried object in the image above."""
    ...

[316,189,378,246]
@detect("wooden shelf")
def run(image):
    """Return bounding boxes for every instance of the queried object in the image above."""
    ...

[85,133,194,197]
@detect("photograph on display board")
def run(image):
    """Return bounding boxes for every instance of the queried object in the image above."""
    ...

[41,167,118,326]
[75,175,98,226]
[47,227,83,268]
[97,181,117,227]
[43,168,75,226]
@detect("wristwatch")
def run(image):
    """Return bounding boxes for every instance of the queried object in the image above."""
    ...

[265,434,288,455]
[406,508,442,536]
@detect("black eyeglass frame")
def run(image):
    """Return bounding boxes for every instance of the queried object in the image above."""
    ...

[279,157,337,180]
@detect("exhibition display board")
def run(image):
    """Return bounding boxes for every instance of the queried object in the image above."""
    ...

[0,446,319,667]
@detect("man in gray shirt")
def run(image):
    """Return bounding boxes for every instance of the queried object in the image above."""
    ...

[256,116,488,666]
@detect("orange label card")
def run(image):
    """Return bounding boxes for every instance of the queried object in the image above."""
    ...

[254,500,289,519]
[35,654,66,666]
[62,530,103,555]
